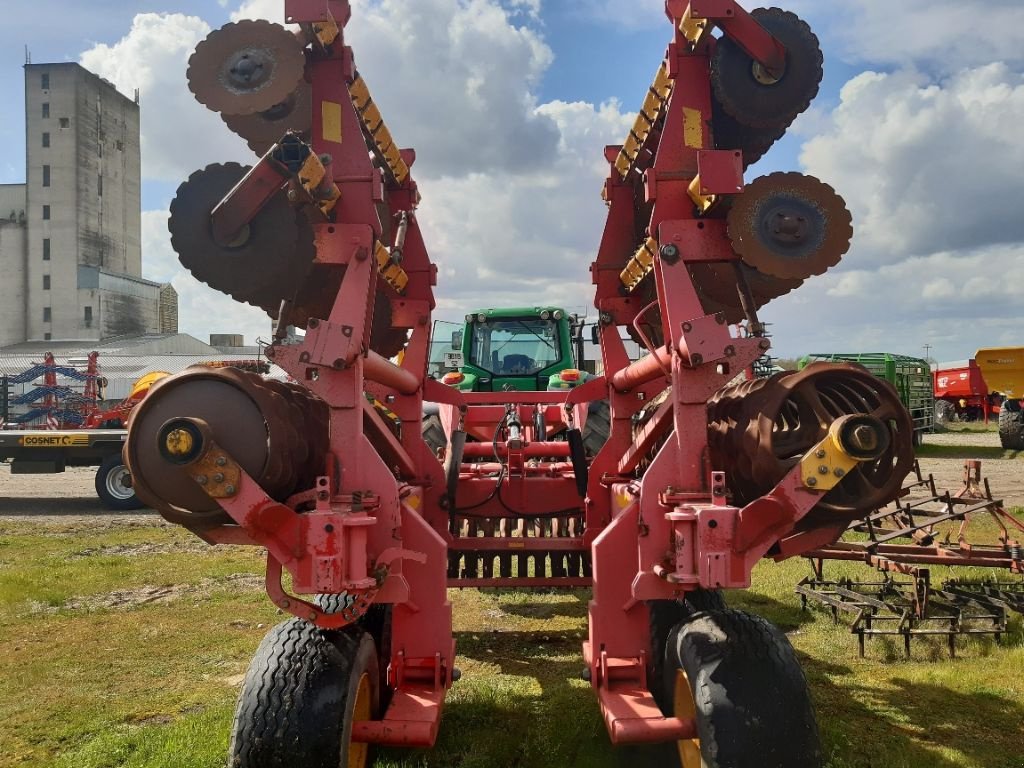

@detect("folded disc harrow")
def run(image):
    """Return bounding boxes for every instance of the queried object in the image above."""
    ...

[127,2,915,765]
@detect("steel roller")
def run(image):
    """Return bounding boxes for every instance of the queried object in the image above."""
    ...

[125,367,329,529]
[707,362,914,519]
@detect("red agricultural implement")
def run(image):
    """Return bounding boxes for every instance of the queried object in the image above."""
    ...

[933,359,1001,425]
[798,460,1024,657]
[124,2,914,765]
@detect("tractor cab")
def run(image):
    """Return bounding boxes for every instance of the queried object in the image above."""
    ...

[433,307,587,392]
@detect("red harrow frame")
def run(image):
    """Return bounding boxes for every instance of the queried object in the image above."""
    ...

[125,2,914,765]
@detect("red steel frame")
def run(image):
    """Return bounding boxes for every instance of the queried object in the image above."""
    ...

[161,0,877,751]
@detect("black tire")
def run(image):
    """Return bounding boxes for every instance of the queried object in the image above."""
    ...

[316,594,393,709]
[711,8,823,130]
[663,609,821,768]
[229,619,380,768]
[95,454,145,511]
[934,399,956,426]
[648,590,728,710]
[422,413,447,457]
[999,400,1024,450]
[582,400,610,457]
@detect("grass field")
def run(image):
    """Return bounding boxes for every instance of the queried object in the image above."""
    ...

[2,513,1022,768]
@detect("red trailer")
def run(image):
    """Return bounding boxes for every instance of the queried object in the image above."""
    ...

[933,359,1001,423]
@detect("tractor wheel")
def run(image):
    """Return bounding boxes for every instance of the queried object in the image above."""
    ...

[999,400,1024,450]
[422,413,447,458]
[95,455,145,511]
[582,400,610,457]
[229,618,380,768]
[662,609,822,768]
[648,590,727,711]
[934,399,956,426]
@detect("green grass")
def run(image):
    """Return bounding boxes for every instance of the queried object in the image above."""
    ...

[1,519,1023,768]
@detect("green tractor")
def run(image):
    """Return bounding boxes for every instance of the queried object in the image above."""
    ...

[425,307,608,453]
[438,307,589,392]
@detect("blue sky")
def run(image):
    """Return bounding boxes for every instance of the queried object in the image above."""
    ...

[1,1,1021,360]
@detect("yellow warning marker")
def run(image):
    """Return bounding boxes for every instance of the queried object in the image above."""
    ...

[614,62,674,180]
[349,73,411,184]
[375,241,409,293]
[619,236,660,292]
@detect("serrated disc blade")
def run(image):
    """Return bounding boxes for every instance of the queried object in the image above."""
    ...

[168,162,313,315]
[727,172,853,280]
[188,20,306,116]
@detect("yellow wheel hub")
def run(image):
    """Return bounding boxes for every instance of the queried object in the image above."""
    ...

[674,669,701,767]
[348,672,372,768]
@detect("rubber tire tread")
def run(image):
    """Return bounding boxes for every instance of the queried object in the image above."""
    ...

[582,400,610,457]
[999,401,1024,450]
[665,608,822,768]
[94,454,145,511]
[422,413,447,456]
[228,618,378,768]
[648,590,728,711]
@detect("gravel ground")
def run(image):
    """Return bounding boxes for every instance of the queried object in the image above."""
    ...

[0,465,162,526]
[918,429,1024,509]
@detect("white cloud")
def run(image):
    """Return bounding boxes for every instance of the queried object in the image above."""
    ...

[800,63,1024,266]
[763,60,1024,361]
[80,13,251,182]
[233,0,560,176]
[798,0,1024,72]
[83,1,632,342]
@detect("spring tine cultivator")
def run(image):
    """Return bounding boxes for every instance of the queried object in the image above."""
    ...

[125,1,915,765]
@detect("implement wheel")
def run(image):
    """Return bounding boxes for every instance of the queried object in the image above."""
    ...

[230,619,380,768]
[999,400,1024,450]
[582,400,610,457]
[662,609,821,768]
[421,412,447,458]
[648,590,727,711]
[95,455,144,511]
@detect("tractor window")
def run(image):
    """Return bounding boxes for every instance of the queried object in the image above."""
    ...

[469,318,561,376]
[428,320,463,378]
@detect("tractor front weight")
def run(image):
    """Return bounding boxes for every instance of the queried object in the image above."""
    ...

[124,0,913,764]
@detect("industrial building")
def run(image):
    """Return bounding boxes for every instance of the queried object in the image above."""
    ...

[0,61,177,347]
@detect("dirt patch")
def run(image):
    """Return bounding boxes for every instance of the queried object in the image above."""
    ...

[68,541,212,560]
[0,464,162,525]
[30,573,264,614]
